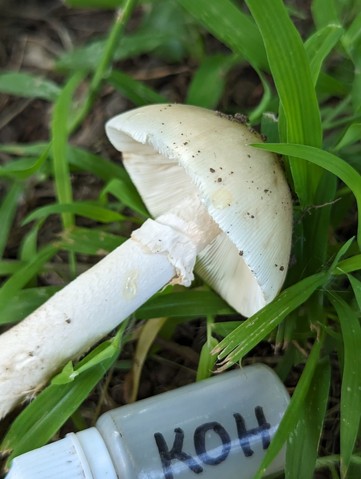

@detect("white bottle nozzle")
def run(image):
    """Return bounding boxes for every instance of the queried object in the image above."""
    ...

[6,427,117,479]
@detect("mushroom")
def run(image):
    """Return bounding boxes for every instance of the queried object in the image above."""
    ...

[0,104,292,418]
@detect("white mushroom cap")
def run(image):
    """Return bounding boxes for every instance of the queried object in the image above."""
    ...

[106,104,292,317]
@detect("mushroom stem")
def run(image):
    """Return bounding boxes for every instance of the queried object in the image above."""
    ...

[0,195,219,418]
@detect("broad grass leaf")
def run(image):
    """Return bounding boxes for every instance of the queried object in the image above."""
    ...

[342,12,361,60]
[57,32,169,72]
[213,272,328,369]
[0,245,59,318]
[60,227,124,255]
[101,178,149,217]
[211,321,243,338]
[328,294,361,478]
[335,123,361,151]
[335,255,361,275]
[311,0,340,29]
[329,237,355,272]
[68,146,129,182]
[305,24,344,85]
[285,359,331,479]
[52,329,123,385]
[0,72,60,101]
[246,0,323,206]
[109,70,167,106]
[51,74,84,230]
[252,143,361,248]
[22,202,126,225]
[177,0,267,69]
[0,151,48,180]
[196,336,218,381]
[0,143,48,157]
[348,274,361,310]
[136,290,234,320]
[0,287,59,325]
[0,261,23,277]
[0,183,23,258]
[186,55,237,109]
[253,338,323,479]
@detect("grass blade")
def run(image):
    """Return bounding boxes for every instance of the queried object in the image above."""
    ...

[305,24,344,85]
[246,0,323,205]
[348,275,361,310]
[334,123,361,151]
[0,150,48,180]
[311,0,340,29]
[0,245,60,323]
[109,70,167,106]
[51,73,84,230]
[0,72,60,101]
[136,290,234,320]
[335,255,361,275]
[60,227,124,255]
[68,146,129,181]
[22,201,127,225]
[0,182,23,258]
[177,0,267,69]
[213,272,328,369]
[1,287,60,325]
[286,358,331,479]
[186,54,237,109]
[70,0,138,131]
[100,177,148,217]
[328,294,361,478]
[253,337,324,479]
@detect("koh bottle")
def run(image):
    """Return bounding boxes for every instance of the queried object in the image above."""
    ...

[6,364,289,479]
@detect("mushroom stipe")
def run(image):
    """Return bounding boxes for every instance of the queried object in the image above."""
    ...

[0,104,292,418]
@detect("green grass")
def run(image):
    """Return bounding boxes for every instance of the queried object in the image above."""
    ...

[0,0,360,477]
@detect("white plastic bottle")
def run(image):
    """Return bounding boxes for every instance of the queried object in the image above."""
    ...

[6,364,289,479]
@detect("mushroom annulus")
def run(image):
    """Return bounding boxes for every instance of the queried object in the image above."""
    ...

[0,104,292,418]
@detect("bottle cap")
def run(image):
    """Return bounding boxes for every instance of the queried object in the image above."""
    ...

[6,427,117,479]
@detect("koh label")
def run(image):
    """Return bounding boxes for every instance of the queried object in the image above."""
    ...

[154,406,271,479]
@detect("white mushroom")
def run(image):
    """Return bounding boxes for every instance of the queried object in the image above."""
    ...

[0,104,292,418]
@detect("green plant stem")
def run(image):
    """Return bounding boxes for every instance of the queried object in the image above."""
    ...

[70,0,138,133]
[315,454,361,469]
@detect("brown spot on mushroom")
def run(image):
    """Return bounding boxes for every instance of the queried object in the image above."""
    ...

[210,168,215,173]
[217,178,222,182]
[239,250,244,256]
[234,113,248,124]
[184,142,188,145]
[279,266,285,271]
